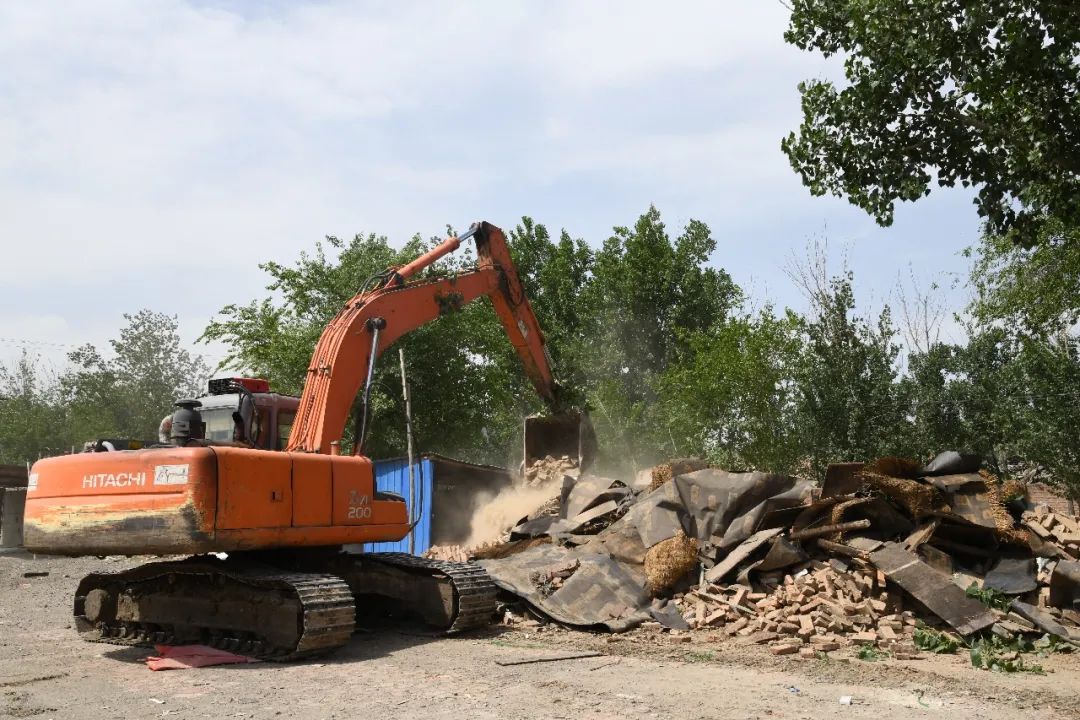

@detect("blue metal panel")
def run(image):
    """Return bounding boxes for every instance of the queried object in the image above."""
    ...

[365,457,434,555]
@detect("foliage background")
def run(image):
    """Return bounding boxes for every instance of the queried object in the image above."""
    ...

[4,206,1077,497]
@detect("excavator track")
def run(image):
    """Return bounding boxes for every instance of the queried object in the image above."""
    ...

[73,559,355,661]
[70,552,495,661]
[352,552,497,634]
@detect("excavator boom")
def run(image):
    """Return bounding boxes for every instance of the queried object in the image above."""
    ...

[289,221,558,455]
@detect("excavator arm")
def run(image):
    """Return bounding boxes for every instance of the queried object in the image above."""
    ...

[287,221,559,455]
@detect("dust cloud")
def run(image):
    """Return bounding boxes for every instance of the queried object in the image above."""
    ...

[462,456,577,547]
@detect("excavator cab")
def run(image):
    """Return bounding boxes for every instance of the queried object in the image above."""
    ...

[194,377,299,450]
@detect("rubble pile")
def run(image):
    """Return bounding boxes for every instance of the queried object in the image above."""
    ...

[470,450,1080,659]
[673,559,919,654]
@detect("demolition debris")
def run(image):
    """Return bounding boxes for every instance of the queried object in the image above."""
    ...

[435,452,1080,663]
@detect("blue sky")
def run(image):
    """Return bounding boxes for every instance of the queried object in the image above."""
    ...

[0,1,980,371]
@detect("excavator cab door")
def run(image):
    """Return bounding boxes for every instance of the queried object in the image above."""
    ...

[523,410,596,472]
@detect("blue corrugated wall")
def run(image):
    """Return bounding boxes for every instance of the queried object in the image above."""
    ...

[365,457,434,554]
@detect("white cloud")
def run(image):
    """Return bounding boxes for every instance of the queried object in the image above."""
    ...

[0,0,980,371]
[531,3,791,89]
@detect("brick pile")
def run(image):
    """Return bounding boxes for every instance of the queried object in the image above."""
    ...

[1024,506,1080,555]
[674,558,924,657]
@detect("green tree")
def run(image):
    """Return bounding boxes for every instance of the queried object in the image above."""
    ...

[584,207,740,469]
[506,217,595,402]
[0,351,65,463]
[782,1,1080,246]
[903,343,970,455]
[1007,337,1080,496]
[968,219,1080,336]
[902,331,1025,474]
[655,309,803,472]
[792,274,910,479]
[62,310,209,441]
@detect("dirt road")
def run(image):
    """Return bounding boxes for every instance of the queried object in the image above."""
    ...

[3,552,1078,719]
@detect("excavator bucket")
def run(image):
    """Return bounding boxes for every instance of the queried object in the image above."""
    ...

[523,410,597,472]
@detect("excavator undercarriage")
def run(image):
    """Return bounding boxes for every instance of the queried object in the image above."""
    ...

[74,551,497,660]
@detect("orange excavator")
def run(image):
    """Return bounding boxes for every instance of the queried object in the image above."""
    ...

[23,221,585,659]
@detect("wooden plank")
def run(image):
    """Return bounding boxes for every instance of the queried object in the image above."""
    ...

[704,528,783,583]
[869,542,996,636]
[788,519,871,541]
[815,538,869,560]
[821,462,865,498]
[903,519,939,551]
[846,537,885,553]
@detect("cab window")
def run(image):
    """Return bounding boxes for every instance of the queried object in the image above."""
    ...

[277,411,296,450]
[203,409,235,443]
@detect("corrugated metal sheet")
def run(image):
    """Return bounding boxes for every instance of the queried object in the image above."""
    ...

[366,457,434,554]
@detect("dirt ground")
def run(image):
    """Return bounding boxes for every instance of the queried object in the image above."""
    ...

[3,551,1080,720]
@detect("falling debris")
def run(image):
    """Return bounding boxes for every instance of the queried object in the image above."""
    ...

[429,455,581,552]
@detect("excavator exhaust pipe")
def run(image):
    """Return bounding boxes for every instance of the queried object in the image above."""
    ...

[523,410,597,473]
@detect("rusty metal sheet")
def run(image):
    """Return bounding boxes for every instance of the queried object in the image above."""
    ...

[847,496,915,537]
[917,544,954,575]
[711,479,813,550]
[921,451,981,476]
[1049,560,1080,610]
[626,469,802,549]
[983,557,1038,595]
[927,520,999,554]
[621,479,686,548]
[513,498,621,539]
[943,488,998,529]
[755,536,807,572]
[1010,600,1080,644]
[578,514,647,565]
[822,462,864,498]
[511,514,565,538]
[758,504,810,532]
[562,475,630,519]
[869,542,997,636]
[479,544,650,631]
[921,473,984,492]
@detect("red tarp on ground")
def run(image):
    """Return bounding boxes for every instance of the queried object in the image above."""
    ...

[146,645,258,671]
